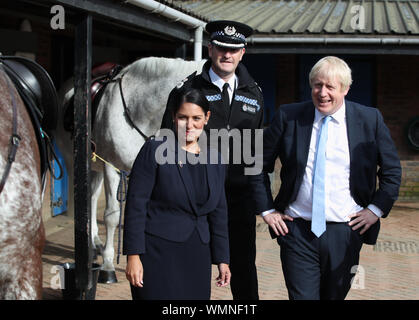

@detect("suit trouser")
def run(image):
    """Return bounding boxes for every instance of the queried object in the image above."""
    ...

[278,218,363,300]
[226,186,259,300]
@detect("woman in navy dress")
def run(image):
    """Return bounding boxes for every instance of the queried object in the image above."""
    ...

[123,88,231,300]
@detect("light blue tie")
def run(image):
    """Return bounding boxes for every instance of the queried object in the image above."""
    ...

[311,115,331,237]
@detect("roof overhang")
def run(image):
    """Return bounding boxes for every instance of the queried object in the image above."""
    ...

[245,35,419,55]
[43,0,200,42]
[171,0,419,55]
[244,34,419,54]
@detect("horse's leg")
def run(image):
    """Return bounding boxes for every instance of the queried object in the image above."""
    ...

[98,165,121,282]
[90,169,104,255]
[0,69,45,299]
[0,219,44,300]
[0,179,45,300]
[24,221,45,299]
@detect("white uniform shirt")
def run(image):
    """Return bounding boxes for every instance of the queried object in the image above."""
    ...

[209,67,237,105]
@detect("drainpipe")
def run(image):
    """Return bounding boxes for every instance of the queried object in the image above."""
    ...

[125,0,206,60]
[194,25,203,61]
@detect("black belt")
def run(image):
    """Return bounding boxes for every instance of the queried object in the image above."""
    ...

[291,217,348,225]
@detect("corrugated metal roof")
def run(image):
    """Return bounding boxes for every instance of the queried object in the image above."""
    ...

[164,0,419,35]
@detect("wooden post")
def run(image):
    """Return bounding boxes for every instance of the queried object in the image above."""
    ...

[73,13,93,299]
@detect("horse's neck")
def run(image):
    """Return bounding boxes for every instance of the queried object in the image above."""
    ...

[125,58,206,81]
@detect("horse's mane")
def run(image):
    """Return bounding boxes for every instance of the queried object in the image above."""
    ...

[122,57,206,81]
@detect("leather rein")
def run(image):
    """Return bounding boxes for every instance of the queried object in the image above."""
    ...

[113,74,150,141]
[95,69,151,264]
[0,70,22,194]
[93,69,151,265]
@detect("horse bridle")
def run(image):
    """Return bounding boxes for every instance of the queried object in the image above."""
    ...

[114,74,150,141]
[0,70,22,194]
[98,72,151,265]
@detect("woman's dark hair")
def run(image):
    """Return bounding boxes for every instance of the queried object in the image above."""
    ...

[172,88,209,115]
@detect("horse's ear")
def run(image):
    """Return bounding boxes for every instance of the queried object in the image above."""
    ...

[147,135,156,141]
[176,71,197,90]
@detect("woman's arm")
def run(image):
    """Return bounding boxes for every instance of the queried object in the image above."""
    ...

[206,163,231,287]
[207,164,230,265]
[123,139,158,255]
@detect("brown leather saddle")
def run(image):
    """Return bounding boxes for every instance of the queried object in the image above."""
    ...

[63,62,123,135]
[0,55,60,181]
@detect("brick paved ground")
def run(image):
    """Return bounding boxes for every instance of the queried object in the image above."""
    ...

[41,194,419,300]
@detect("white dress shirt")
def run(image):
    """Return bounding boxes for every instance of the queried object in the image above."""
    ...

[209,67,237,105]
[263,102,383,221]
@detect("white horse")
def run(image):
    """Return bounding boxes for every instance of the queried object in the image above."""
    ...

[55,57,205,281]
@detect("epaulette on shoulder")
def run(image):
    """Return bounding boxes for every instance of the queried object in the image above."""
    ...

[175,71,197,89]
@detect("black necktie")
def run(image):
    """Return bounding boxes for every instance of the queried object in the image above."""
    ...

[222,82,230,113]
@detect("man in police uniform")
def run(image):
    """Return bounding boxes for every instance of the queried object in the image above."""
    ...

[161,20,264,300]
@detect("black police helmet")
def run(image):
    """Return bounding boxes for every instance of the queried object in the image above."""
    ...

[205,20,253,49]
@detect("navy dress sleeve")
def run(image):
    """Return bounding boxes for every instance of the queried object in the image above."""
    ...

[123,139,157,255]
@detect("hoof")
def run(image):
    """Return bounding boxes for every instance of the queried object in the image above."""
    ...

[98,270,118,284]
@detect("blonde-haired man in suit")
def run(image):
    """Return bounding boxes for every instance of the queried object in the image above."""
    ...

[251,56,401,299]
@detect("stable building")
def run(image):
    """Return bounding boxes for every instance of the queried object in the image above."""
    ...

[0,0,417,298]
[1,0,418,212]
[0,0,210,223]
[172,0,419,200]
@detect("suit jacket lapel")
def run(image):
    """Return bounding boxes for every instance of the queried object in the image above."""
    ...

[173,141,199,214]
[196,150,215,214]
[296,102,315,178]
[345,100,362,180]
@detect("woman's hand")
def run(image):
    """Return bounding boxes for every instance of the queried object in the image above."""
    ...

[125,255,144,287]
[216,263,231,287]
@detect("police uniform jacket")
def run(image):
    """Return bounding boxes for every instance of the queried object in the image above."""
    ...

[161,60,264,188]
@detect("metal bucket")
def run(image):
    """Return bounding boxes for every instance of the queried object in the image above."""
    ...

[60,263,101,300]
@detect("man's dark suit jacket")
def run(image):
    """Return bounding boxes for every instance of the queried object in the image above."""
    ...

[250,100,401,245]
[123,136,230,264]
